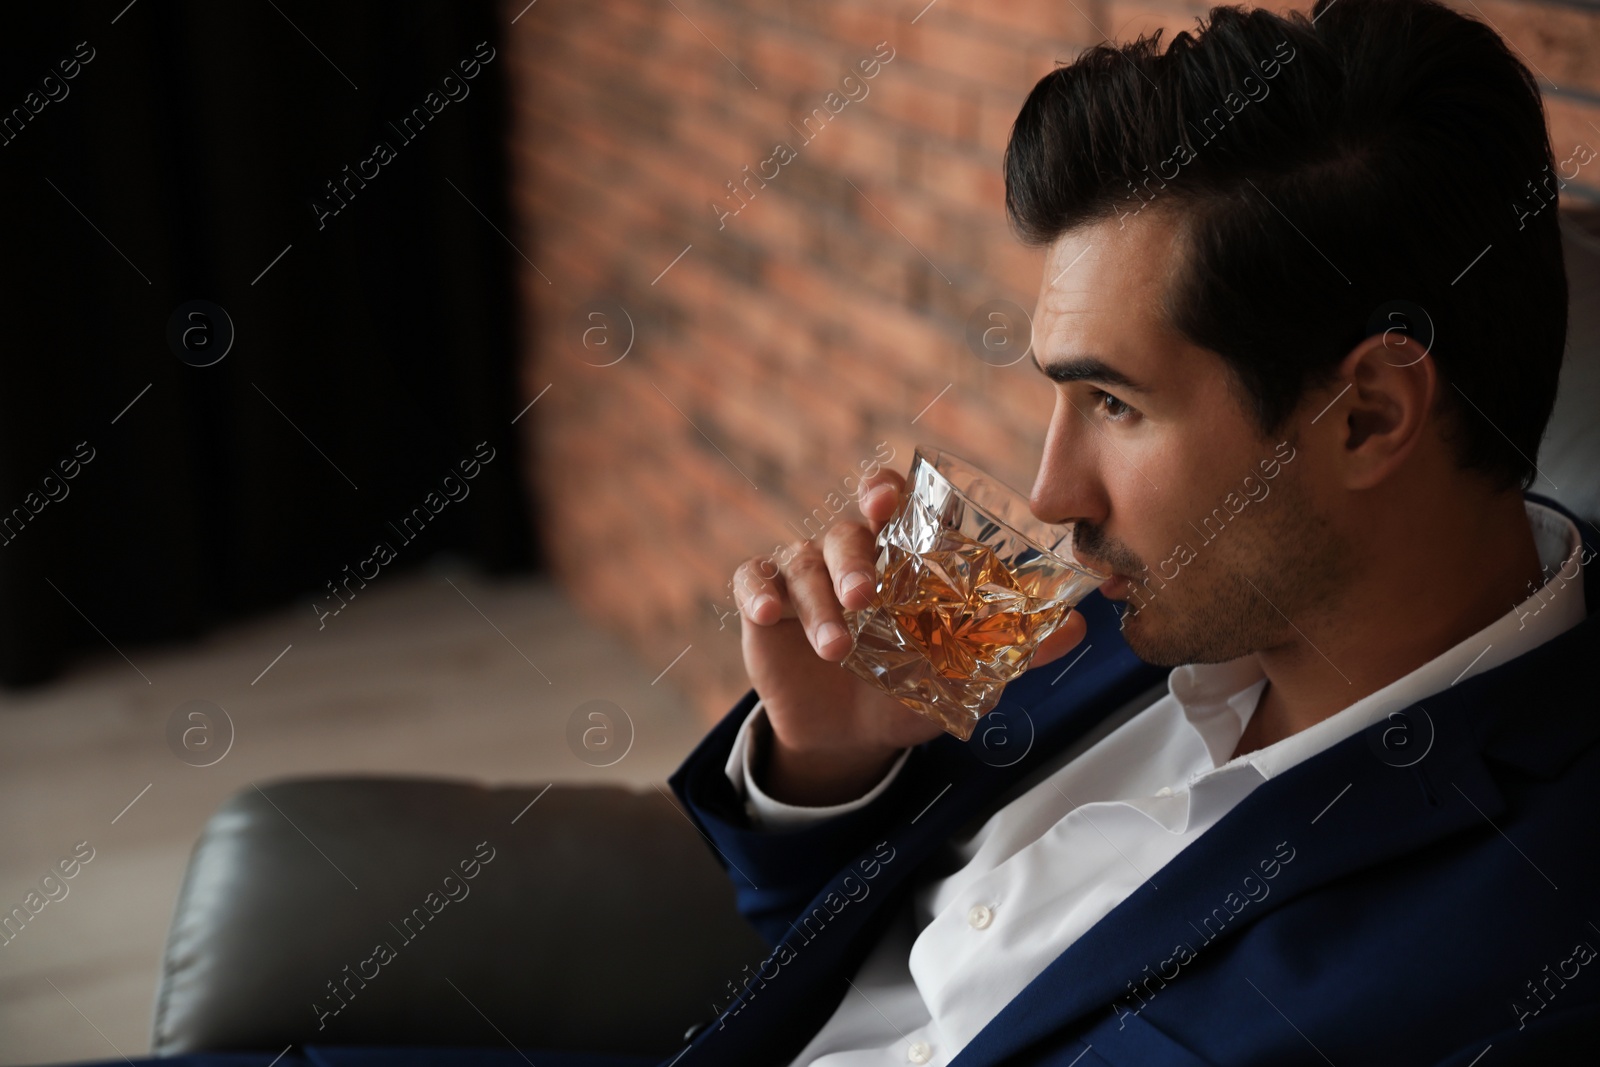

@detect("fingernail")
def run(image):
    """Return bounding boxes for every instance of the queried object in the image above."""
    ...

[864,484,894,508]
[751,594,776,620]
[841,571,873,599]
[815,622,845,649]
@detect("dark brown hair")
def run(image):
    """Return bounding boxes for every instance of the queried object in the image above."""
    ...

[1004,0,1567,491]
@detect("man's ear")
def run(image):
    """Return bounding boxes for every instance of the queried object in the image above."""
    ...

[1313,329,1439,490]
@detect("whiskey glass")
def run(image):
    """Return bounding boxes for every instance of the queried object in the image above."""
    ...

[838,446,1107,741]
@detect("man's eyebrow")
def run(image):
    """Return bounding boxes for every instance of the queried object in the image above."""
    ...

[1029,352,1150,393]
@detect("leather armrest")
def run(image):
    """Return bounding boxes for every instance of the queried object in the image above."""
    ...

[153,776,769,1055]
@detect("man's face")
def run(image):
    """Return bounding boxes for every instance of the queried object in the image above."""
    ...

[1027,208,1348,666]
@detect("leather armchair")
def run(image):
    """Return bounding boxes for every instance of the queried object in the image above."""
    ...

[152,777,767,1056]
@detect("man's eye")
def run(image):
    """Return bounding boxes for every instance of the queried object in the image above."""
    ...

[1090,389,1133,421]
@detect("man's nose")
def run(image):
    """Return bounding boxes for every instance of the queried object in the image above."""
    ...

[1028,398,1107,528]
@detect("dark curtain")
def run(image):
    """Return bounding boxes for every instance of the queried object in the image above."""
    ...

[0,0,539,687]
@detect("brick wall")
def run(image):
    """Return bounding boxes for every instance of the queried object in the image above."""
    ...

[502,0,1600,723]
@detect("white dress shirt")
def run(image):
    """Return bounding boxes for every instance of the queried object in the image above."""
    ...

[722,501,1587,1067]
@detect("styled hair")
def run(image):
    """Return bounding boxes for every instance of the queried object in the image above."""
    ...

[1004,0,1567,491]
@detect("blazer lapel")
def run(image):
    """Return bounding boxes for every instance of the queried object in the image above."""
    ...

[951,555,1600,1067]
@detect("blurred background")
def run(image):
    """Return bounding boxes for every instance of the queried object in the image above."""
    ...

[1,0,1596,1061]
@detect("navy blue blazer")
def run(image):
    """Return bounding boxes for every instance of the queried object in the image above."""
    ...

[664,493,1600,1066]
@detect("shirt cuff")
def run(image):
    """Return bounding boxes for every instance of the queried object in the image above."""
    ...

[723,698,913,830]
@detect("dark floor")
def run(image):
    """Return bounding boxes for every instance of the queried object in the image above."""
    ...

[0,565,711,1065]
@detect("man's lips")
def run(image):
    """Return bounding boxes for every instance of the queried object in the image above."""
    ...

[1075,546,1134,599]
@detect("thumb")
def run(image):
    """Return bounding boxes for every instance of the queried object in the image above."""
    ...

[859,470,907,533]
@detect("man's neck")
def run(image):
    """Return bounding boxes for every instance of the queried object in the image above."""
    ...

[1232,492,1547,759]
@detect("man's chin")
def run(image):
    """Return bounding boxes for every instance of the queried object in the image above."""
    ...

[1114,601,1160,656]
[1114,603,1202,667]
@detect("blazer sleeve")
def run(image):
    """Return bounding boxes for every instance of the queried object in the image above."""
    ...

[666,685,929,948]
[728,699,912,829]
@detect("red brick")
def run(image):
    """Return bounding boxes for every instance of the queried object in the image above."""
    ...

[746,27,845,95]
[1544,96,1600,204]
[976,90,1028,157]
[923,0,1098,45]
[899,18,1053,96]
[806,0,901,52]
[1103,0,1213,45]
[864,67,980,143]
[916,143,1008,217]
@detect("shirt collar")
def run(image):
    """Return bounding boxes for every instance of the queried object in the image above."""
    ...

[1169,498,1586,784]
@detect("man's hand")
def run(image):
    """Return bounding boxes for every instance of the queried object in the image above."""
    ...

[731,469,1089,807]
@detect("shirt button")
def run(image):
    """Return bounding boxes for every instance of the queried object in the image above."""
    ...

[907,1041,933,1063]
[1155,786,1173,797]
[967,904,993,929]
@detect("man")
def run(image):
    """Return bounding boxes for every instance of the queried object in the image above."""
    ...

[668,0,1598,1063]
